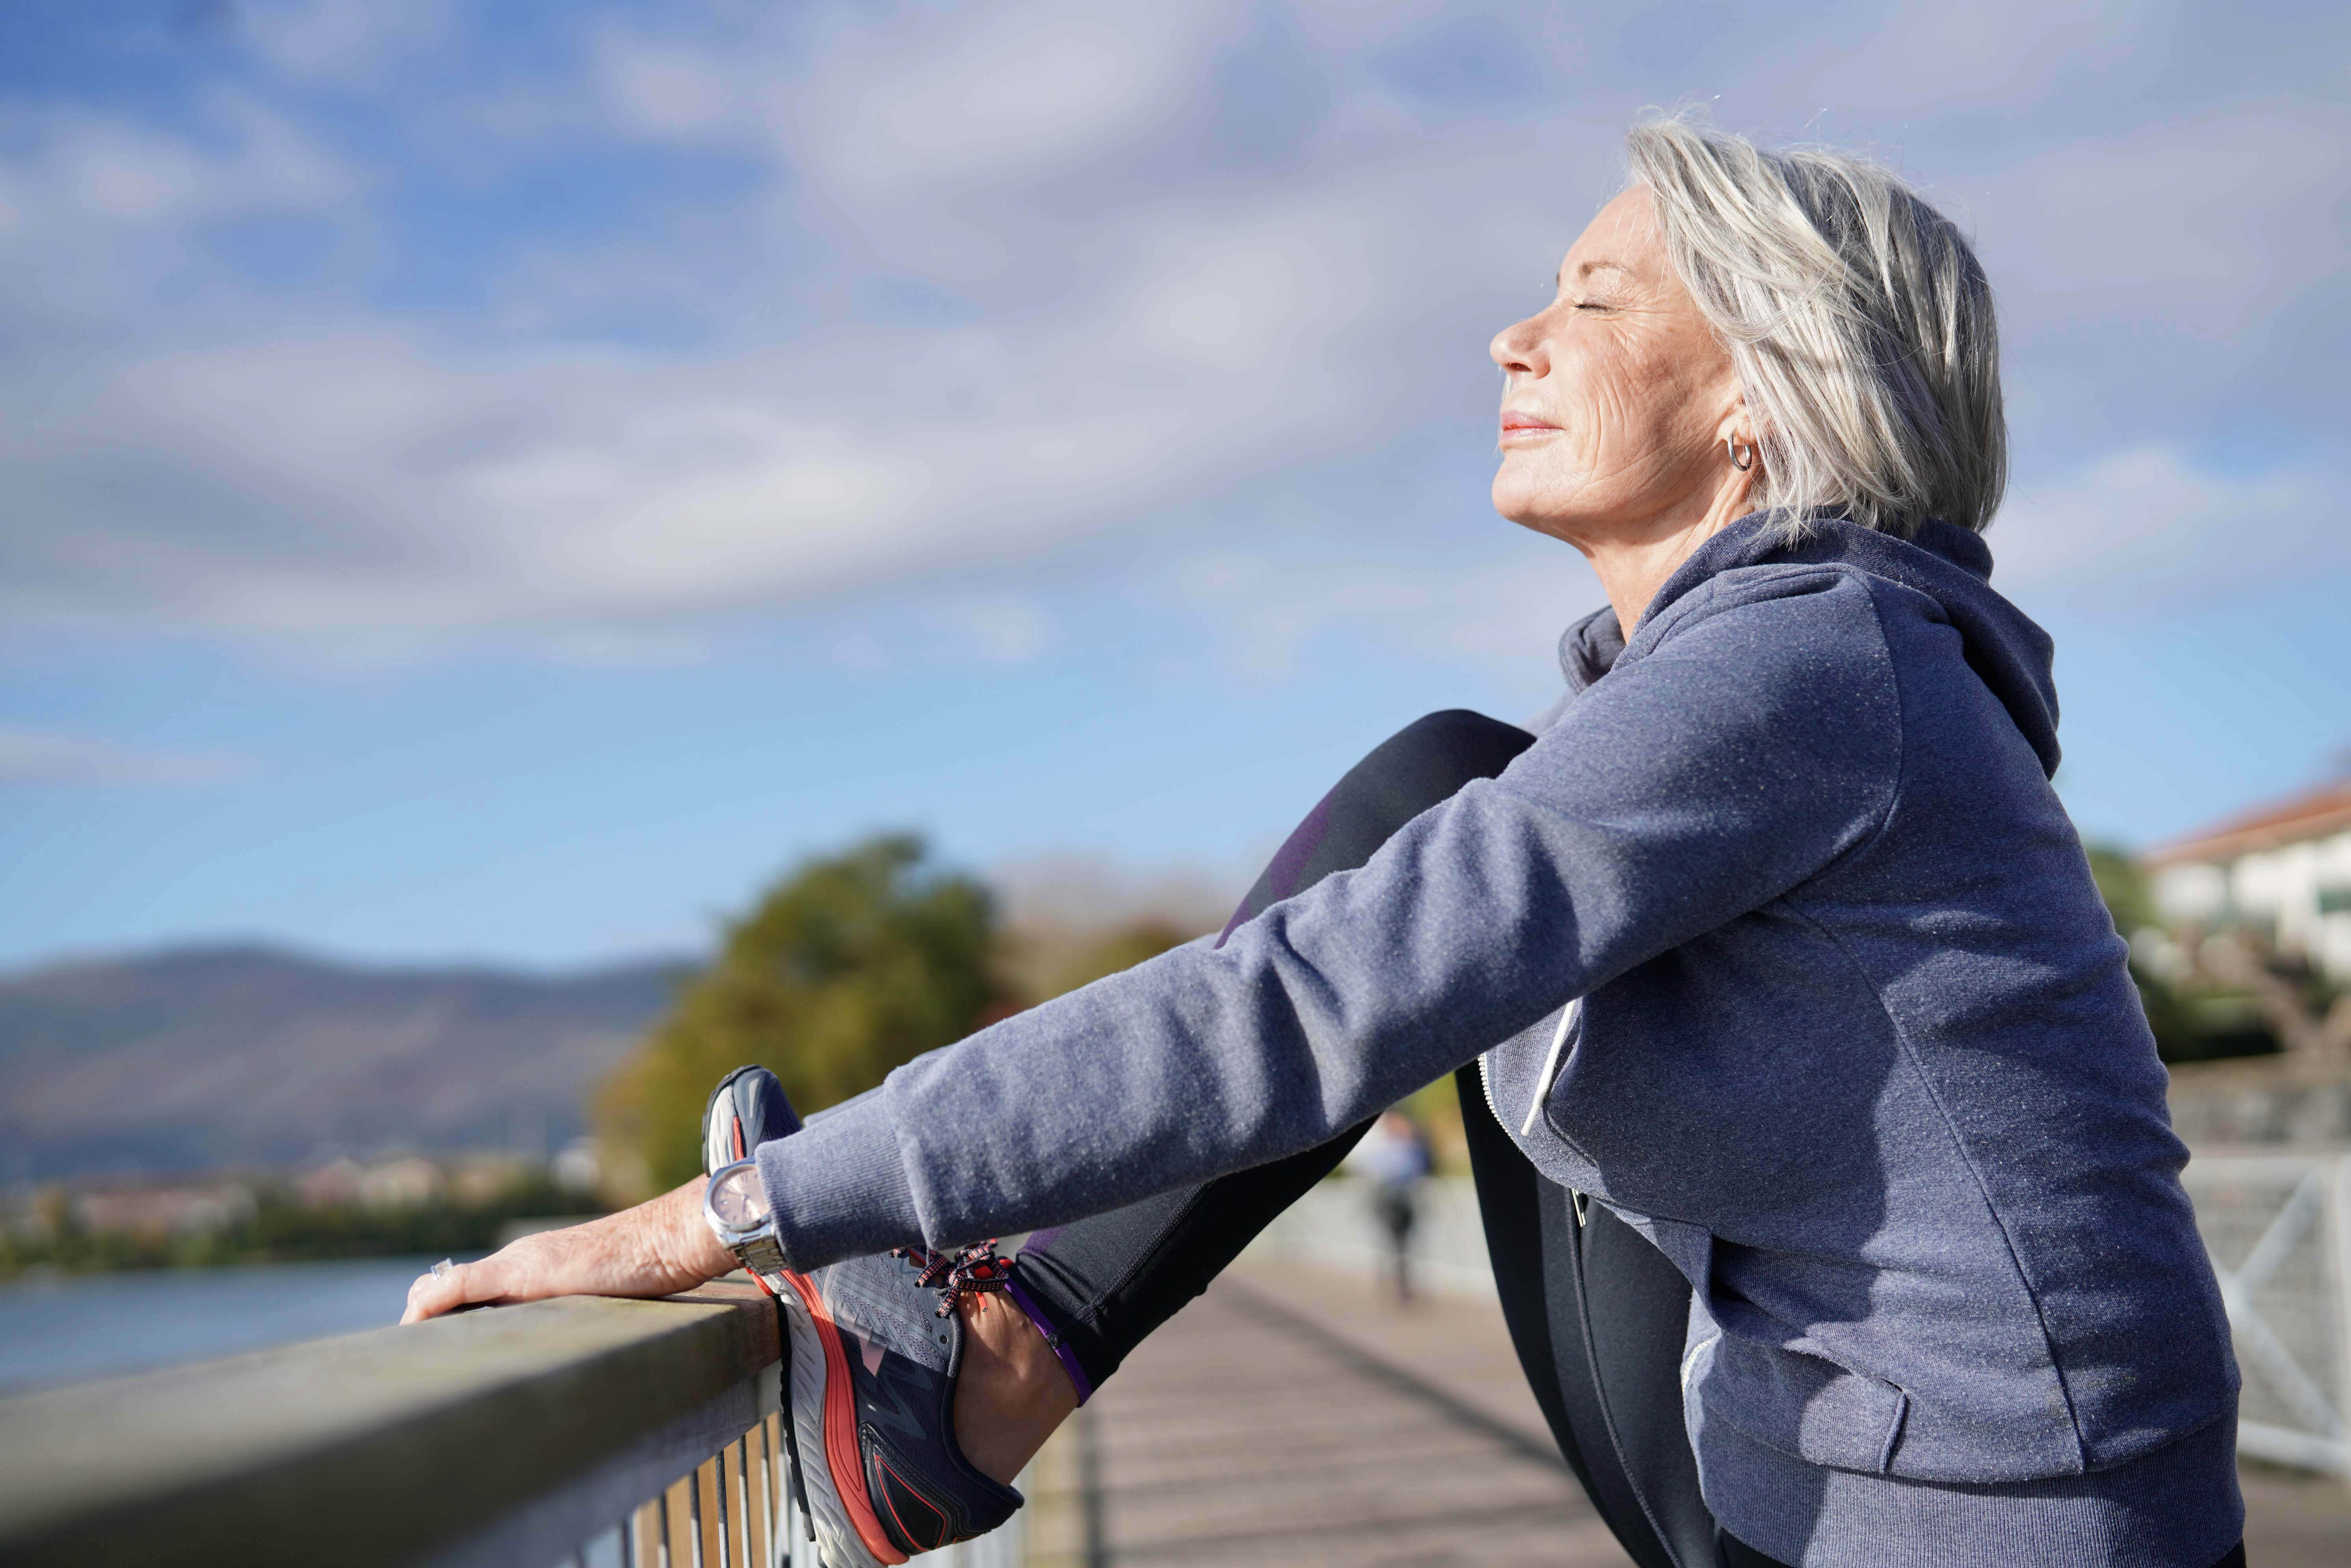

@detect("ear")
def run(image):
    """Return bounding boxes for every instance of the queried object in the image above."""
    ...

[1716,387,1766,474]
[1715,389,1753,449]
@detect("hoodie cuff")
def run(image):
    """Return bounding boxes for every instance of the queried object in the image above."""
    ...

[752,1096,924,1271]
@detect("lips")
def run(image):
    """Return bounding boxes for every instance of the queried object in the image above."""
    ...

[1499,410,1559,434]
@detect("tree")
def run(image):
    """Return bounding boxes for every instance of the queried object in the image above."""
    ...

[597,834,1008,1196]
[1028,919,1196,1002]
[2085,844,2161,940]
[2085,844,2205,1061]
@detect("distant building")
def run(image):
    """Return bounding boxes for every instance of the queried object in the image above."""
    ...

[295,1157,366,1209]
[552,1136,603,1194]
[2146,779,2351,982]
[357,1158,445,1211]
[71,1181,256,1238]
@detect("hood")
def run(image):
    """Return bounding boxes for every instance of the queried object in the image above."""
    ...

[1556,514,2062,778]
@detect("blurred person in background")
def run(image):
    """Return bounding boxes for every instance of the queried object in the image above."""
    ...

[409,116,2244,1568]
[1352,1107,1432,1304]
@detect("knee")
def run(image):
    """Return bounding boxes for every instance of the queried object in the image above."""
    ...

[1370,710,1536,791]
[1230,710,1540,929]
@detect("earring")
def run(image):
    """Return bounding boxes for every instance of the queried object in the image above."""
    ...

[1726,436,1754,472]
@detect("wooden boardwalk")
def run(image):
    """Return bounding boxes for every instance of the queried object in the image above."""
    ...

[1022,1257,2351,1568]
[1023,1259,1632,1568]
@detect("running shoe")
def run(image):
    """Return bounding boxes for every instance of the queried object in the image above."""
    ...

[704,1061,803,1173]
[701,1067,1024,1564]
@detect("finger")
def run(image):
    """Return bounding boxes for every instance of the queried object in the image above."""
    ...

[401,1265,462,1324]
[401,1257,500,1323]
[401,1273,444,1324]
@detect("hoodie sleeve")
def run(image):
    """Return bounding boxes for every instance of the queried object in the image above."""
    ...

[756,566,1903,1268]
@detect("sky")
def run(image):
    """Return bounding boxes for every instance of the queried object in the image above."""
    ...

[1,0,2345,973]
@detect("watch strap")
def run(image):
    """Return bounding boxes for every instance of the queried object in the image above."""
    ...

[734,1232,788,1280]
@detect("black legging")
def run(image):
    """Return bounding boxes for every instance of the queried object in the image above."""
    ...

[1005,710,2247,1568]
[1009,710,1735,1568]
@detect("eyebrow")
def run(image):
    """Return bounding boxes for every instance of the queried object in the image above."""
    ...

[1555,259,1637,288]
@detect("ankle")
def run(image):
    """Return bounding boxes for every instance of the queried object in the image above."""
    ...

[952,1290,1080,1484]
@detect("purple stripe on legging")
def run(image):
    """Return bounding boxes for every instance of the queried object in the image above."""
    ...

[1002,1268,1095,1406]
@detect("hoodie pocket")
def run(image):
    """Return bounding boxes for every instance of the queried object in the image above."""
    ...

[1634,1210,1910,1477]
[1699,1330,1910,1475]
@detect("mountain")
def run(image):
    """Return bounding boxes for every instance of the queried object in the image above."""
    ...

[0,944,693,1181]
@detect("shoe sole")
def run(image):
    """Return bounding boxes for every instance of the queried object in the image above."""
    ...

[703,1071,781,1302]
[703,1066,761,1177]
[779,1270,909,1567]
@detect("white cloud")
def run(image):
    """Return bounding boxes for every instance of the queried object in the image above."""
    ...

[0,93,360,319]
[240,0,457,86]
[35,95,354,225]
[592,1,1241,175]
[4,121,1571,643]
[0,728,248,786]
[782,3,1232,195]
[1988,446,2337,607]
[1178,544,1606,683]
[1970,104,2351,340]
[1769,0,2153,117]
[1176,441,2341,683]
[1,0,2343,665]
[947,601,1053,662]
[598,42,744,142]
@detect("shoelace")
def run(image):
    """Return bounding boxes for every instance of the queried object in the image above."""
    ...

[890,1239,1015,1318]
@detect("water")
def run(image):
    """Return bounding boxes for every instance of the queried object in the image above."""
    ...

[0,1256,465,1394]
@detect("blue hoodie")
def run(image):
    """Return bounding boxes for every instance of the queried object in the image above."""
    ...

[757,514,2243,1566]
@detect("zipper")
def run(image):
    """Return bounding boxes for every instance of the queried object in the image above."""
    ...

[1485,1005,1589,1227]
[1478,997,1582,1138]
[1521,998,1581,1138]
[1483,1002,1587,1227]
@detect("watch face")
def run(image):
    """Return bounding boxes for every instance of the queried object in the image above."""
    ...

[708,1164,771,1228]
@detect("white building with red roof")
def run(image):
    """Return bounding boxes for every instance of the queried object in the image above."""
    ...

[2147,779,2351,982]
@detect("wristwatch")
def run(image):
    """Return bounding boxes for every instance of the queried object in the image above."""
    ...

[704,1158,789,1287]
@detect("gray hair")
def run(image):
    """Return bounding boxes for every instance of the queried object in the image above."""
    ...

[1624,116,2006,537]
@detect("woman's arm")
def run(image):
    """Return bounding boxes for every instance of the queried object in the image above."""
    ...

[400,1175,733,1322]
[758,569,1904,1270]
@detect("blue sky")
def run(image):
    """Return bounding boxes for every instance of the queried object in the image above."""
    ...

[2,0,2345,971]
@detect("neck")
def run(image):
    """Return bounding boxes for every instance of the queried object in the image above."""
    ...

[1581,471,1759,634]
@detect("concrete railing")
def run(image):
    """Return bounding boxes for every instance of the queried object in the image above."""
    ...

[1252,1161,2351,1480]
[11,1156,2335,1564]
[0,1279,1027,1568]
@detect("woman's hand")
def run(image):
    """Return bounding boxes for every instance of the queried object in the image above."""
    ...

[400,1175,738,1324]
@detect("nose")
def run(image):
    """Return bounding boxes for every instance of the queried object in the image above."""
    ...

[1490,314,1544,379]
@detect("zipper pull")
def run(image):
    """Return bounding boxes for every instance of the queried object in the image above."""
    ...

[1519,997,1582,1138]
[1571,1189,1589,1228]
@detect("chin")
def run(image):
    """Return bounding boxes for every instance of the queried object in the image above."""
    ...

[1492,450,1580,521]
[1490,477,1555,530]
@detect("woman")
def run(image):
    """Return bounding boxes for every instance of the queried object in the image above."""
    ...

[406,118,2245,1568]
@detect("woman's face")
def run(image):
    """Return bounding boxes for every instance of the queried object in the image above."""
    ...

[1490,186,1745,548]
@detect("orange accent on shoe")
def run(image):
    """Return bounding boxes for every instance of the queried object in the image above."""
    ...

[783,1270,909,1566]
